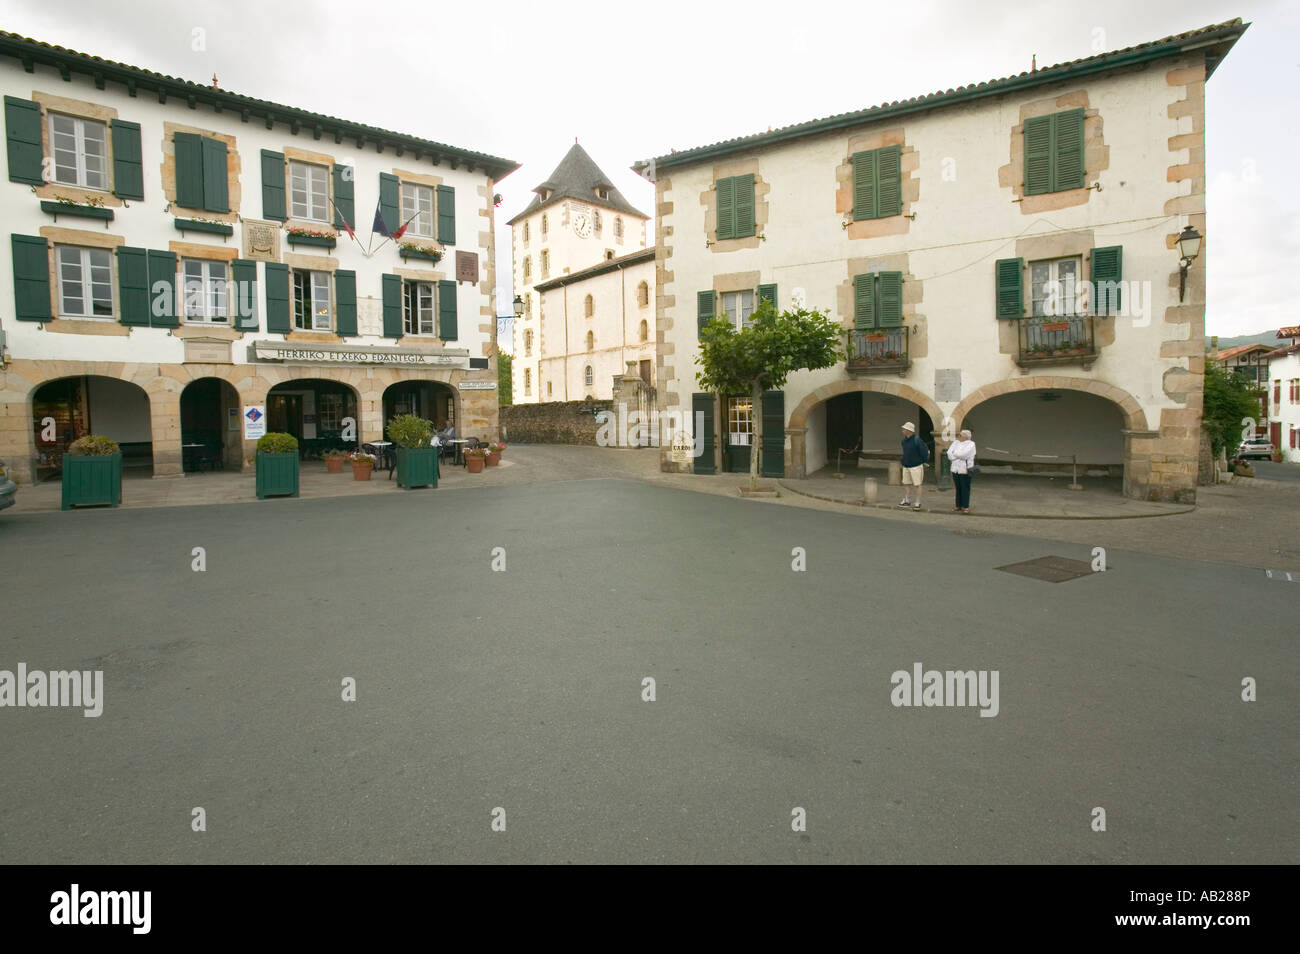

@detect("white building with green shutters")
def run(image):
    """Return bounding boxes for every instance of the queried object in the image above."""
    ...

[0,30,516,485]
[637,19,1246,504]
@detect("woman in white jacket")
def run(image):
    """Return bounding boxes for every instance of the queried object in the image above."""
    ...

[947,429,977,513]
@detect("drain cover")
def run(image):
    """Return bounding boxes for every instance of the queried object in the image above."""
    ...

[995,555,1094,583]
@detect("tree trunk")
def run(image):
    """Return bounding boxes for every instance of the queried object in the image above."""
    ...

[750,380,763,490]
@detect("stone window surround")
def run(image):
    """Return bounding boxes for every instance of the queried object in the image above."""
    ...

[998,89,1109,215]
[36,226,129,335]
[835,252,927,360]
[391,166,445,249]
[160,120,243,224]
[31,91,124,207]
[1000,230,1117,358]
[172,240,240,330]
[834,126,919,241]
[701,159,770,253]
[279,146,337,233]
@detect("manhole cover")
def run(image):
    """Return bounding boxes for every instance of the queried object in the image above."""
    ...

[995,555,1094,583]
[952,528,993,537]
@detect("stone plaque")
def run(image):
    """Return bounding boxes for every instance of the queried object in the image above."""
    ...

[184,338,232,364]
[242,219,281,262]
[934,369,962,403]
[456,250,479,284]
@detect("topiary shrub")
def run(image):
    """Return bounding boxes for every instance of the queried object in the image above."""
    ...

[386,413,434,449]
[68,435,120,456]
[257,432,299,454]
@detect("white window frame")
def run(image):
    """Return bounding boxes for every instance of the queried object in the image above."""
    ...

[728,397,753,446]
[721,290,755,330]
[182,259,230,325]
[56,245,114,319]
[401,182,434,239]
[49,113,108,190]
[584,365,593,386]
[292,268,332,331]
[1030,256,1083,318]
[403,279,437,336]
[289,161,330,223]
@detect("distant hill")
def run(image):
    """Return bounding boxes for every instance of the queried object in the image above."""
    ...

[1209,331,1291,351]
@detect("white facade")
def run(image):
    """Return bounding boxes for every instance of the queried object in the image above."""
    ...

[1267,349,1300,462]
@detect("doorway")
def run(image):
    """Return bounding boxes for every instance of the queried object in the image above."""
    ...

[724,397,753,473]
[826,392,863,457]
[268,393,303,440]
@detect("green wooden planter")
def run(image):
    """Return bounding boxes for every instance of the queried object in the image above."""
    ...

[41,201,114,222]
[399,248,442,264]
[286,233,336,249]
[396,446,439,489]
[256,451,300,499]
[174,217,234,236]
[61,451,122,510]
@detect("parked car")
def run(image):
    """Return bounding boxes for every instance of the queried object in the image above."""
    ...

[0,459,15,512]
[1235,438,1275,460]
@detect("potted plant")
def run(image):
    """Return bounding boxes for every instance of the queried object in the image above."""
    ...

[1272,449,1284,463]
[323,448,348,474]
[485,442,503,466]
[348,450,375,480]
[388,414,439,489]
[464,447,487,473]
[256,432,300,499]
[61,434,122,510]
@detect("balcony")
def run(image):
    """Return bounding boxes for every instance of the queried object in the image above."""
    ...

[846,327,909,375]
[1015,316,1097,369]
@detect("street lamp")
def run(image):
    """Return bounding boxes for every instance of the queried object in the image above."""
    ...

[1177,226,1201,303]
[513,295,524,318]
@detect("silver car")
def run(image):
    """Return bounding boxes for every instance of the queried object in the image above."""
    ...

[1236,438,1275,460]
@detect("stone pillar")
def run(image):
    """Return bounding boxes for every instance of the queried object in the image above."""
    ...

[148,384,183,477]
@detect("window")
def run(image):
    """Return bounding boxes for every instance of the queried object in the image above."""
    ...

[596,187,609,201]
[854,273,902,329]
[716,174,756,240]
[403,280,436,336]
[524,293,532,319]
[524,329,533,356]
[541,250,550,278]
[292,268,331,330]
[401,182,434,238]
[720,290,755,330]
[56,246,113,318]
[524,368,531,395]
[605,250,615,261]
[586,331,594,351]
[318,392,346,432]
[523,257,531,283]
[637,281,650,307]
[584,294,594,318]
[541,214,548,236]
[584,365,593,387]
[547,381,552,397]
[728,398,753,447]
[639,359,651,384]
[851,146,901,220]
[1275,380,1282,409]
[593,210,602,235]
[1291,379,1300,404]
[50,114,107,190]
[182,259,229,324]
[289,161,329,222]
[614,217,624,240]
[639,319,648,342]
[1030,257,1082,317]
[1024,109,1085,195]
[523,221,530,245]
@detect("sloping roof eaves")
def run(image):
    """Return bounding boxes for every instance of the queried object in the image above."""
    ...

[533,248,655,292]
[0,31,520,181]
[636,19,1247,175]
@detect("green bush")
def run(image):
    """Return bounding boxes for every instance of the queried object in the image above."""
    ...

[257,432,299,454]
[68,435,120,456]
[386,414,434,449]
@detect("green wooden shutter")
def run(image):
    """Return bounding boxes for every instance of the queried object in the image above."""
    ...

[697,289,716,334]
[876,145,902,218]
[147,250,178,328]
[436,184,456,245]
[200,137,229,212]
[231,258,258,331]
[852,150,877,221]
[1090,245,1123,316]
[854,273,875,330]
[734,173,756,237]
[334,269,357,336]
[265,262,290,333]
[4,97,44,185]
[173,133,204,209]
[11,234,51,321]
[381,273,403,338]
[110,120,144,200]
[716,177,735,240]
[692,393,715,475]
[1054,108,1086,191]
[379,173,400,235]
[1023,116,1052,196]
[995,258,1024,318]
[761,390,785,478]
[261,150,286,220]
[438,279,458,340]
[757,283,777,312]
[878,271,903,327]
[332,164,354,231]
[115,246,150,326]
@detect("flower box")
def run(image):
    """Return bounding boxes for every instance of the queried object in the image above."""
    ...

[286,233,337,249]
[40,201,114,222]
[399,247,442,264]
[1040,322,1071,332]
[396,446,439,489]
[61,451,122,510]
[174,218,234,236]
[255,450,300,499]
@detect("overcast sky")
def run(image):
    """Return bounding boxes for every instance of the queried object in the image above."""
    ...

[0,0,1292,337]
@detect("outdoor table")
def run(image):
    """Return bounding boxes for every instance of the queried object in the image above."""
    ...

[448,439,469,466]
[369,440,394,471]
[182,443,205,472]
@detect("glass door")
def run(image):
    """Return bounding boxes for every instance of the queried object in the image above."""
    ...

[725,397,753,473]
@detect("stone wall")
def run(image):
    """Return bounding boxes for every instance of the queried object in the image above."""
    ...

[499,399,612,445]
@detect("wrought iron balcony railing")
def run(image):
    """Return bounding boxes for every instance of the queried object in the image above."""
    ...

[1015,316,1097,367]
[846,327,909,375]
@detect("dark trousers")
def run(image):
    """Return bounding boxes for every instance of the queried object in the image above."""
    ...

[954,472,972,509]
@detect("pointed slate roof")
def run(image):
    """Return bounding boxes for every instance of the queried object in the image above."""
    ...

[507,142,648,225]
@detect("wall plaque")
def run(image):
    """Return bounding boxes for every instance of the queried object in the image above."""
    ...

[934,369,962,404]
[184,338,233,364]
[242,220,281,262]
[456,250,479,284]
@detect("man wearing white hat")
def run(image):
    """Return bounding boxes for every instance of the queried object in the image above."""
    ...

[898,421,930,510]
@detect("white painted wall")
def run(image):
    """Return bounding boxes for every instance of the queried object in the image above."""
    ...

[86,376,151,442]
[1268,351,1300,462]
[962,390,1125,464]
